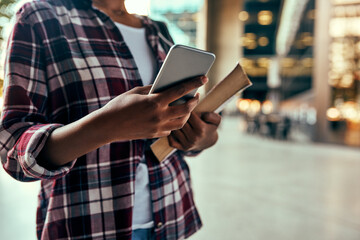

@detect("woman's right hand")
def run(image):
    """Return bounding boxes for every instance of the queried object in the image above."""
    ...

[37,76,207,168]
[98,76,208,142]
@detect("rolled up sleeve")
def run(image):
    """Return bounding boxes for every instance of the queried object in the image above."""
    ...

[4,124,76,181]
[0,4,76,182]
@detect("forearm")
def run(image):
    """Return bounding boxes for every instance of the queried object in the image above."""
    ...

[38,109,108,169]
[37,78,206,168]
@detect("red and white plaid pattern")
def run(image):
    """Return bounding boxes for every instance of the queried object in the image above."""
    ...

[0,0,202,239]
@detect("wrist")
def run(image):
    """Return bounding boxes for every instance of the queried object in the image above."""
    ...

[85,108,114,145]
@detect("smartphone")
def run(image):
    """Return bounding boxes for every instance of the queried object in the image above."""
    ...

[149,44,215,104]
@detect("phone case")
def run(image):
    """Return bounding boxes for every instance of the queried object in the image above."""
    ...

[149,45,216,100]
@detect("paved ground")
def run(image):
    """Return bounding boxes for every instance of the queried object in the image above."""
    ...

[1,116,360,240]
[0,162,39,239]
[188,116,360,240]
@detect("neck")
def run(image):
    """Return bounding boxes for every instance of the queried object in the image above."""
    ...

[93,0,127,14]
[93,0,142,28]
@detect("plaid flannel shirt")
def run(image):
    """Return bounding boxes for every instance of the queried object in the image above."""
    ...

[0,0,202,239]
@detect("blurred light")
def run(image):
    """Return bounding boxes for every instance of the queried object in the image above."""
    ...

[344,108,358,120]
[248,100,261,116]
[340,73,354,88]
[246,41,258,50]
[240,39,258,50]
[125,0,150,15]
[331,42,343,52]
[329,78,339,87]
[240,58,270,77]
[257,58,270,68]
[239,37,247,47]
[348,111,360,124]
[262,100,273,115]
[242,33,258,49]
[240,58,255,68]
[356,41,360,53]
[330,18,346,38]
[301,32,313,46]
[329,71,340,80]
[301,58,313,68]
[237,99,251,112]
[238,11,249,22]
[333,0,360,5]
[341,101,358,120]
[258,11,273,25]
[258,36,269,47]
[327,107,341,121]
[281,58,296,68]
[334,6,347,17]
[245,33,257,40]
[330,17,360,37]
[346,6,358,16]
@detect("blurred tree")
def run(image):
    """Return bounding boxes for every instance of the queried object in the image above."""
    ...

[0,0,17,99]
[0,0,17,41]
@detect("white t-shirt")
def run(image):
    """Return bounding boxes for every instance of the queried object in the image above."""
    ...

[115,22,156,86]
[115,22,156,230]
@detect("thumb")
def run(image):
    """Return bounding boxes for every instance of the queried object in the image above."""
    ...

[201,112,221,126]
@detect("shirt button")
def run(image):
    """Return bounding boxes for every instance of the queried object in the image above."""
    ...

[157,222,163,228]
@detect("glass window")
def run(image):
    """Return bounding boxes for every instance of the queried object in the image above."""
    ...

[149,0,204,47]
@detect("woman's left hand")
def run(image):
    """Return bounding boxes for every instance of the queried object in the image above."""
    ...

[168,112,221,152]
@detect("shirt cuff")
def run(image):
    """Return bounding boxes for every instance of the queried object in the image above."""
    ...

[9,124,77,180]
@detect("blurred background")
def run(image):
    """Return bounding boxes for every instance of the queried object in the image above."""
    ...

[1,0,360,239]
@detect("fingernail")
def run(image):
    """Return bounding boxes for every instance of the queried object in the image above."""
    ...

[195,93,200,100]
[201,76,208,84]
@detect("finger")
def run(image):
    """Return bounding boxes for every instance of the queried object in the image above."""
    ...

[171,129,188,146]
[187,112,204,134]
[169,129,192,151]
[162,114,190,131]
[167,94,200,119]
[130,85,152,94]
[201,112,222,126]
[168,134,185,151]
[156,76,208,104]
[178,122,196,142]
